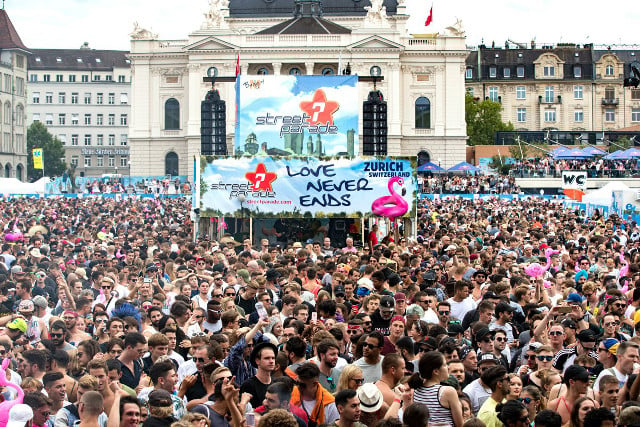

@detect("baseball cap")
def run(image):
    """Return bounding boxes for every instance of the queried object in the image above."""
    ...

[576,329,596,343]
[561,318,577,330]
[393,292,406,302]
[478,353,500,365]
[495,301,515,314]
[32,296,47,309]
[447,323,464,335]
[148,389,172,407]
[18,300,34,312]
[565,293,583,304]
[7,318,27,333]
[564,365,590,382]
[334,286,345,298]
[380,296,395,309]
[602,338,620,355]
[475,327,495,342]
[6,404,33,427]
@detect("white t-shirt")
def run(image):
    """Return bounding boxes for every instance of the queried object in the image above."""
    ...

[301,399,339,424]
[447,297,477,321]
[593,366,627,392]
[421,308,439,324]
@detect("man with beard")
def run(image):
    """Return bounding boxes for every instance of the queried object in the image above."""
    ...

[354,332,384,383]
[50,320,75,353]
[146,306,164,335]
[181,345,214,401]
[370,296,395,336]
[62,310,90,345]
[317,340,341,394]
[240,342,278,409]
[477,365,510,427]
[255,381,308,427]
[18,350,47,385]
[202,299,223,333]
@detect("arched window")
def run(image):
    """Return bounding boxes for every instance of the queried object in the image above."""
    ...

[3,102,10,125]
[4,163,11,178]
[164,98,180,130]
[15,105,23,126]
[15,164,22,181]
[165,152,178,176]
[417,151,431,166]
[415,97,431,129]
[257,67,269,75]
[289,67,301,75]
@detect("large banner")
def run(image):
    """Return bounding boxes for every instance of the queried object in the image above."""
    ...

[199,156,417,218]
[235,75,359,156]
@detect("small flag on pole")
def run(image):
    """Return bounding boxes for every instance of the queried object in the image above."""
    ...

[33,148,43,170]
[425,5,433,26]
[235,53,240,76]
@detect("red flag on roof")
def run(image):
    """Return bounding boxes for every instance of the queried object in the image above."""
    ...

[235,54,240,76]
[425,5,433,26]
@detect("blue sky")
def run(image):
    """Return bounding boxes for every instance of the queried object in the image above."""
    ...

[7,1,640,50]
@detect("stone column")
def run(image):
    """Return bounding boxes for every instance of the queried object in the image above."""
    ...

[305,62,314,75]
[272,62,282,75]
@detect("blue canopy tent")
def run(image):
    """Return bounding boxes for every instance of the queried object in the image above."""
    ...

[622,147,640,159]
[604,150,624,160]
[581,146,607,156]
[553,148,593,160]
[448,162,480,173]
[551,147,570,156]
[417,161,445,173]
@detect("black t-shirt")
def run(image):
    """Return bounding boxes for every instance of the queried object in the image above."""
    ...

[370,310,391,336]
[235,293,257,315]
[185,373,207,401]
[240,375,271,409]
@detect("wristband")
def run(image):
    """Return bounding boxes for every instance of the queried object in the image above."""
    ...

[394,398,401,404]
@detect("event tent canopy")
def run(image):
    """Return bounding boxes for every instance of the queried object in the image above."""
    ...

[448,162,480,173]
[417,162,445,172]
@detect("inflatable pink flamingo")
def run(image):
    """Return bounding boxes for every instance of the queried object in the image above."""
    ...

[524,248,559,279]
[371,177,409,219]
[3,220,23,243]
[0,358,24,426]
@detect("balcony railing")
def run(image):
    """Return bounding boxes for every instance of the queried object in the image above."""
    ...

[602,98,619,105]
[538,95,562,104]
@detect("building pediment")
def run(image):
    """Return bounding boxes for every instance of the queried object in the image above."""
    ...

[183,37,238,51]
[347,35,403,51]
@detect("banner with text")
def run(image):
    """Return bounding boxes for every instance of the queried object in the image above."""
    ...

[235,75,359,156]
[199,156,417,218]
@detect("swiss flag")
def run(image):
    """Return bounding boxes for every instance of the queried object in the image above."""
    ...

[425,5,433,26]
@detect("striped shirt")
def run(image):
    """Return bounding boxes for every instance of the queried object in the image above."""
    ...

[413,384,454,425]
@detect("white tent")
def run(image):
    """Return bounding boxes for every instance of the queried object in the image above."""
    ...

[581,181,635,208]
[0,177,47,195]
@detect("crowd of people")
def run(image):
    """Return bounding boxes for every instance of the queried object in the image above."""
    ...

[510,156,640,179]
[0,195,640,427]
[420,175,520,195]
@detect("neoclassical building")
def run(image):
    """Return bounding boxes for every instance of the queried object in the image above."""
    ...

[129,0,468,177]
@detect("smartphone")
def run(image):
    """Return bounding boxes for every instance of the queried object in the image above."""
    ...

[143,277,152,284]
[255,302,268,319]
[556,306,572,314]
[311,311,318,322]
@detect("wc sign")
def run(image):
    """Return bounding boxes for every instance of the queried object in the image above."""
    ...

[561,171,587,190]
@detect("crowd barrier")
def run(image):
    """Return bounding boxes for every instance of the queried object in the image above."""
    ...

[2,193,189,199]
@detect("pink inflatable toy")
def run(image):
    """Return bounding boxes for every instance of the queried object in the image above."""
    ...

[524,248,559,279]
[371,177,409,219]
[0,358,24,426]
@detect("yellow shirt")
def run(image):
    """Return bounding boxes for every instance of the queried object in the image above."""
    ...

[477,396,503,427]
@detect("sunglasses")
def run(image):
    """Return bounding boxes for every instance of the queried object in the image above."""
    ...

[604,321,619,327]
[549,331,564,336]
[438,311,450,316]
[526,354,536,360]
[225,292,236,297]
[495,337,507,342]
[213,294,223,298]
[50,333,64,338]
[352,378,364,385]
[363,343,379,349]
[194,357,208,363]
[536,355,553,362]
[518,397,533,404]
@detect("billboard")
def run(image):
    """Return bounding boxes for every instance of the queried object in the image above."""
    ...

[235,75,359,156]
[199,156,417,218]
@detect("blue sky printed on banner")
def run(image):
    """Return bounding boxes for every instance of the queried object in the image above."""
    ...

[235,76,359,156]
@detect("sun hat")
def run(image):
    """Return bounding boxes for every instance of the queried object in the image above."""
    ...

[357,383,383,413]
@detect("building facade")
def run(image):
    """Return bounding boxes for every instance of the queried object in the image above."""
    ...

[129,0,468,178]
[27,46,131,177]
[0,10,29,180]
[466,43,640,137]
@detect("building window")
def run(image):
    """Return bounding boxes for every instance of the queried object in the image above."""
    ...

[71,134,78,146]
[58,92,65,104]
[69,75,76,82]
[632,108,640,122]
[93,75,101,81]
[605,64,614,76]
[164,98,180,130]
[467,87,474,96]
[516,86,526,99]
[108,134,115,145]
[71,156,78,166]
[503,68,510,78]
[96,157,104,167]
[97,134,104,145]
[414,97,431,129]
[605,109,615,121]
[29,74,37,82]
[605,87,615,100]
[543,66,555,77]
[3,74,9,93]
[58,114,66,125]
[574,85,583,99]
[289,67,302,75]
[96,93,103,104]
[84,157,91,167]
[465,68,473,79]
[108,156,115,167]
[574,66,582,78]
[321,67,334,76]
[15,77,23,96]
[71,93,78,104]
[97,114,103,125]
[43,74,51,82]
[574,110,584,122]
[517,66,525,78]
[517,108,526,122]
[120,134,127,145]
[120,93,128,104]
[56,74,63,82]
[489,66,497,78]
[108,114,115,126]
[120,157,127,167]
[3,102,9,125]
[105,75,112,81]
[81,75,89,82]
[32,113,40,122]
[32,92,40,103]
[544,109,556,122]
[488,86,498,102]
[257,67,269,75]
[165,152,179,176]
[71,114,79,125]
[84,93,91,104]
[84,114,91,125]
[84,135,91,145]
[545,86,554,103]
[120,114,127,126]
[118,75,126,83]
[108,93,115,105]
[45,92,53,103]
[45,114,53,125]
[58,135,66,145]
[15,105,23,126]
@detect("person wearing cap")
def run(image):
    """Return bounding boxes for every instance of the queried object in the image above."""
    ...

[370,296,395,336]
[463,353,499,414]
[447,281,477,321]
[142,388,177,427]
[593,341,640,392]
[489,302,516,343]
[552,329,598,373]
[548,365,591,425]
[18,299,48,345]
[477,365,510,427]
[596,338,620,373]
[1,317,27,345]
[6,403,33,427]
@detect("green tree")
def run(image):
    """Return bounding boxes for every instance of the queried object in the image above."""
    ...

[465,92,514,145]
[26,122,66,181]
[488,154,513,175]
[607,136,633,153]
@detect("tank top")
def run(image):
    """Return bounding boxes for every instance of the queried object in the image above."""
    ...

[413,384,454,425]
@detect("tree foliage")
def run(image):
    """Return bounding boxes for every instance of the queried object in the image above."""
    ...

[488,154,513,175]
[608,136,633,153]
[26,122,66,181]
[465,92,515,145]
